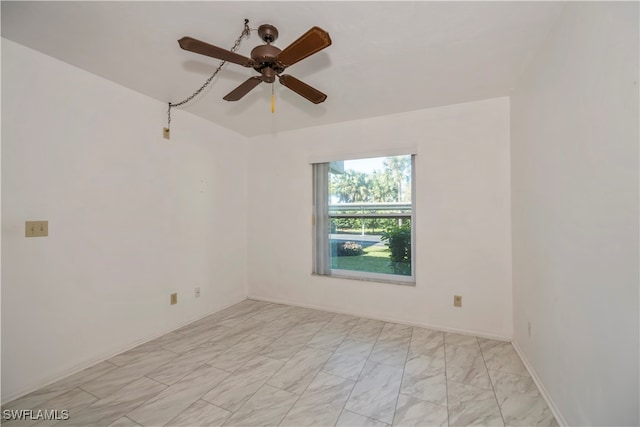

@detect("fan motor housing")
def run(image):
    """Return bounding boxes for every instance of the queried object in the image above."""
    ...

[251,44,281,63]
[251,44,284,79]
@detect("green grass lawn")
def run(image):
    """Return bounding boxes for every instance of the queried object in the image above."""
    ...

[331,244,395,274]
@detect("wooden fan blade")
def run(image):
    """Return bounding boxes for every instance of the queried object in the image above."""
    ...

[277,27,332,68]
[178,36,254,67]
[279,74,327,104]
[223,76,263,101]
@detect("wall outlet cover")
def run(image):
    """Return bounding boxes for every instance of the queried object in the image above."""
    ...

[453,295,462,308]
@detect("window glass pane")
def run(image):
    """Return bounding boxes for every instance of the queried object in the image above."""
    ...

[328,155,412,277]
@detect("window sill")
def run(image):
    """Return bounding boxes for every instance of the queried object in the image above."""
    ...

[312,272,416,287]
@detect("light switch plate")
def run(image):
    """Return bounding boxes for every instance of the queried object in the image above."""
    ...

[26,221,48,237]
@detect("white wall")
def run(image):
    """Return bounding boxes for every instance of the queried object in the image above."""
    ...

[247,97,513,339]
[510,2,639,426]
[1,39,248,401]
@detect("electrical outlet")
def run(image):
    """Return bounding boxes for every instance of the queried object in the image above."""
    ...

[25,221,48,237]
[163,127,170,139]
[195,287,201,298]
[453,295,462,308]
[170,293,177,305]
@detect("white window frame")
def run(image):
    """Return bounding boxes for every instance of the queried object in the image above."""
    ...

[312,154,416,285]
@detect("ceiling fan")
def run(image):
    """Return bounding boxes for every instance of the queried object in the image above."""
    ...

[178,24,332,104]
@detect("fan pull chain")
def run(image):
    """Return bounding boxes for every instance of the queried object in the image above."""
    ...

[271,83,275,113]
[164,19,251,139]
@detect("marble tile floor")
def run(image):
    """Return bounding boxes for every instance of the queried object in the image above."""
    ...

[3,300,558,427]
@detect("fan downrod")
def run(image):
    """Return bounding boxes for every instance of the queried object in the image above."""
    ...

[251,24,283,79]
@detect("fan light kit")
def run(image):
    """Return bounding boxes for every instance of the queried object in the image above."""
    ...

[164,19,332,139]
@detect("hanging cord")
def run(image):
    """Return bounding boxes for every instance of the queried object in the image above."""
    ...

[167,19,251,130]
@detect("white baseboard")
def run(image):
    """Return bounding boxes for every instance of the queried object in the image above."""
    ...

[1,296,246,405]
[247,294,511,342]
[512,340,568,427]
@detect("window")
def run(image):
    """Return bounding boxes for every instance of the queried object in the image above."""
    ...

[313,154,415,284]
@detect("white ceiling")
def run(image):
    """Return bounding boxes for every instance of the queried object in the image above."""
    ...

[2,1,565,137]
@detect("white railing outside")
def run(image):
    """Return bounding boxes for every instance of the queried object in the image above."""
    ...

[328,202,412,218]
